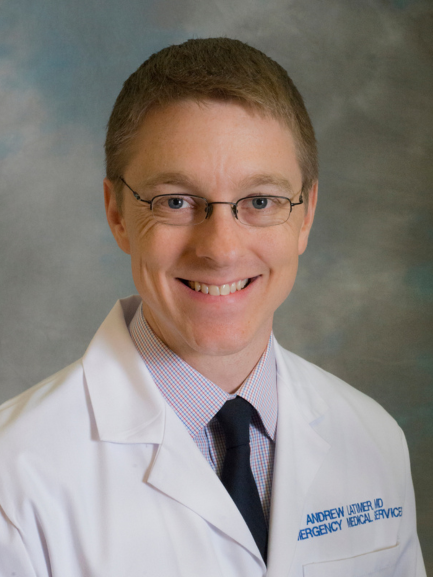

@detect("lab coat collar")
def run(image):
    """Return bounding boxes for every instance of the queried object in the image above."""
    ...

[82,296,166,444]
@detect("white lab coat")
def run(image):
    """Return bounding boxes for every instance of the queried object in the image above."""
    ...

[0,296,426,577]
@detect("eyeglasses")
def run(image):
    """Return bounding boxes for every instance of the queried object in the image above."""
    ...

[119,176,304,227]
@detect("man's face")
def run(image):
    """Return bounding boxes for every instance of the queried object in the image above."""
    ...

[105,99,317,361]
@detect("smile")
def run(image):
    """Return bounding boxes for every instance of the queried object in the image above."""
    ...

[182,278,252,296]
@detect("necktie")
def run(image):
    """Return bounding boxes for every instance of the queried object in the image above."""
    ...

[216,396,268,563]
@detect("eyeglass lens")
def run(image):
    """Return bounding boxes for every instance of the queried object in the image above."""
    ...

[151,195,292,227]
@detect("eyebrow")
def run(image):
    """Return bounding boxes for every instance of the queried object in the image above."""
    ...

[139,172,199,191]
[238,174,296,195]
[138,171,297,196]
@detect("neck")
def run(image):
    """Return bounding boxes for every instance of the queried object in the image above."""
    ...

[143,310,272,394]
[175,337,271,394]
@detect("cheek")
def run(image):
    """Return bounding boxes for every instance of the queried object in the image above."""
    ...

[262,225,300,274]
[127,210,156,251]
[260,227,300,307]
[127,215,186,284]
[128,219,156,279]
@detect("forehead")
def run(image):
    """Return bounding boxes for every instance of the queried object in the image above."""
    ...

[124,99,302,191]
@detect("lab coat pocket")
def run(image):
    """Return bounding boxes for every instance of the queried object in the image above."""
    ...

[303,543,400,577]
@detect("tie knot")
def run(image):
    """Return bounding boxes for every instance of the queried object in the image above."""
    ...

[216,396,254,449]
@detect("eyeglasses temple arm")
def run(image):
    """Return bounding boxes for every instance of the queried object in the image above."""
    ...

[118,176,151,205]
[291,192,304,207]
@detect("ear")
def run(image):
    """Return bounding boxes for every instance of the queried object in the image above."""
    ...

[104,178,131,254]
[298,181,318,255]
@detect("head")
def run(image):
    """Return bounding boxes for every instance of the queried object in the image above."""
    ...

[104,38,318,380]
[105,37,318,210]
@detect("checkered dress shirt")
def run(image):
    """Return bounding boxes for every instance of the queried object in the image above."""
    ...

[129,304,277,523]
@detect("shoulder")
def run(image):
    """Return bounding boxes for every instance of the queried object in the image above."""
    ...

[0,361,87,457]
[275,343,411,500]
[275,342,402,439]
[0,296,140,452]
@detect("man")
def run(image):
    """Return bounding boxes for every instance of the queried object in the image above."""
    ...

[0,38,426,576]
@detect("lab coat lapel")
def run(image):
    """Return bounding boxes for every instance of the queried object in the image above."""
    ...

[147,406,264,565]
[266,343,330,577]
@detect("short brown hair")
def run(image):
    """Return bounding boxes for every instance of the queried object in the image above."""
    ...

[105,37,317,207]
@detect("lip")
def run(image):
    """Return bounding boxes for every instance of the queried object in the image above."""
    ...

[179,277,252,286]
[176,275,260,300]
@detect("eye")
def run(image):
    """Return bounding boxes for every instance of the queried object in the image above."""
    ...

[168,197,186,209]
[153,195,204,216]
[251,197,269,210]
[156,195,197,210]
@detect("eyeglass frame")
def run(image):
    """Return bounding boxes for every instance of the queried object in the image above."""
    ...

[118,176,304,227]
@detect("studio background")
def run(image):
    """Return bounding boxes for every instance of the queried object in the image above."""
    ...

[1,0,432,569]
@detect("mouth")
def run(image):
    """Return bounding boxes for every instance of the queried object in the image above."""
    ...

[179,277,257,296]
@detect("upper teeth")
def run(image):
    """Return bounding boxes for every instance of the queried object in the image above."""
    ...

[188,279,249,296]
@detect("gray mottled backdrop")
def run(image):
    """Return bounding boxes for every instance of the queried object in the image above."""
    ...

[1,0,432,568]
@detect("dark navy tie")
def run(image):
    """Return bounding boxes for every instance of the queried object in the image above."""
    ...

[216,396,268,563]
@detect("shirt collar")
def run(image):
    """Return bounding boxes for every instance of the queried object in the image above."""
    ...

[129,303,277,441]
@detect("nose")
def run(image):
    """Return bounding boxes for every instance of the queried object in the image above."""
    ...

[205,201,238,221]
[194,202,246,265]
